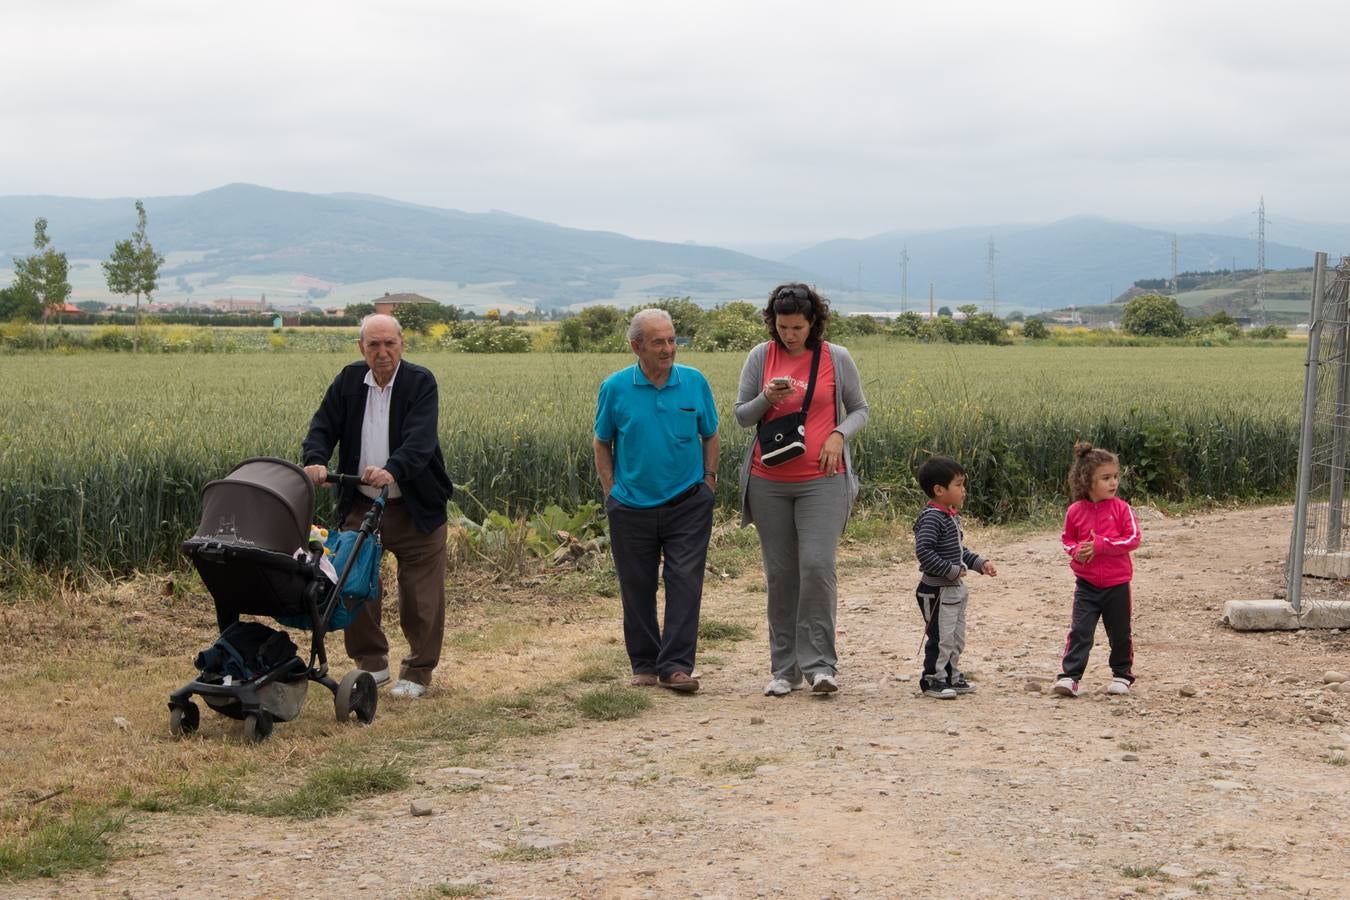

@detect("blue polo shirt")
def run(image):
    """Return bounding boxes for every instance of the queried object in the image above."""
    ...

[595,363,719,509]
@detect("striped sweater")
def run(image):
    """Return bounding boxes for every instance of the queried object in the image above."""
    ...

[914,502,988,588]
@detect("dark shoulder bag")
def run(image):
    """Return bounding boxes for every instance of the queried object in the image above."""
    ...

[756,344,822,467]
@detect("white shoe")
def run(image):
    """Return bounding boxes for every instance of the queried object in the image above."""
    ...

[1052,677,1080,698]
[1106,677,1131,696]
[764,678,793,697]
[363,667,390,687]
[810,673,838,694]
[389,679,427,698]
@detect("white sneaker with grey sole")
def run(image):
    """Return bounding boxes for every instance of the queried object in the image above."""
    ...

[1106,677,1131,695]
[764,678,793,697]
[810,673,838,694]
[389,679,427,698]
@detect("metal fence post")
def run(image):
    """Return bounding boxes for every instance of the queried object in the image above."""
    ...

[1288,252,1328,613]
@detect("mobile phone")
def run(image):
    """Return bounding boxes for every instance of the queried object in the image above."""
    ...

[770,377,791,388]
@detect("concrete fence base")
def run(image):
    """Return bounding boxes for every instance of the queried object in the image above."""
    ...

[1223,599,1350,631]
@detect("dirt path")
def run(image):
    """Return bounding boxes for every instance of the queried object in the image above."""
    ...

[20,505,1350,898]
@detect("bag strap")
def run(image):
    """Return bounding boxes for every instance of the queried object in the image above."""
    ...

[799,343,824,415]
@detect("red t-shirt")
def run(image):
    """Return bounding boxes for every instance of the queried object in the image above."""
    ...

[751,342,843,482]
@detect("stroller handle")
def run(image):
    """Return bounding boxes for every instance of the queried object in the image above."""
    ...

[326,472,390,501]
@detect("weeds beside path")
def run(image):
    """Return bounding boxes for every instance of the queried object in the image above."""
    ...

[5,505,1350,897]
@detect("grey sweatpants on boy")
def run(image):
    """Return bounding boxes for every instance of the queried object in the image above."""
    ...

[749,474,852,681]
[916,582,969,681]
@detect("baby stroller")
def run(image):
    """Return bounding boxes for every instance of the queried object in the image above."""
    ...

[169,457,385,742]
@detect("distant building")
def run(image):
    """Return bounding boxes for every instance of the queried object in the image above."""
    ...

[372,292,439,315]
[210,297,268,313]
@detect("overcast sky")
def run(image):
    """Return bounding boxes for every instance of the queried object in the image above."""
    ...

[4,0,1348,247]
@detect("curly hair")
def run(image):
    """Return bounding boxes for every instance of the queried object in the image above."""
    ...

[762,282,831,348]
[1068,441,1120,502]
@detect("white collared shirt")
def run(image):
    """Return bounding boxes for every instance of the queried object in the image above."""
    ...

[358,364,403,499]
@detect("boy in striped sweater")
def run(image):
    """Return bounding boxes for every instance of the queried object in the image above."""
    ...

[913,456,998,699]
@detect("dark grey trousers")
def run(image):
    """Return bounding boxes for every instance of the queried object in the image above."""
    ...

[606,482,715,679]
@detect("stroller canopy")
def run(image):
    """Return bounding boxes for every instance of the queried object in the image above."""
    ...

[189,458,315,554]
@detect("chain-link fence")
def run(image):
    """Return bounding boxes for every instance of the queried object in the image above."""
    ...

[1287,252,1350,621]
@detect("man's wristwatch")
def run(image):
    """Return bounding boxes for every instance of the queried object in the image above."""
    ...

[704,470,718,483]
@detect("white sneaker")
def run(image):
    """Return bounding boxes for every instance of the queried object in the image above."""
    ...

[810,673,838,694]
[1106,677,1131,696]
[1052,677,1080,698]
[363,667,390,687]
[389,679,427,698]
[764,678,793,697]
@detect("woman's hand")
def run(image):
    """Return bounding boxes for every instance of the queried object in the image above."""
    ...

[818,431,845,473]
[764,380,794,406]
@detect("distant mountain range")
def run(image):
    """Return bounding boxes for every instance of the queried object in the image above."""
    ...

[785,216,1340,310]
[1,184,1346,311]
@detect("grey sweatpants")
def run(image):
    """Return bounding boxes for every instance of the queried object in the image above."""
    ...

[748,474,852,681]
[917,583,969,680]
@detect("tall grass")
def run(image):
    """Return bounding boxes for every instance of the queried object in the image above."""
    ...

[0,339,1305,574]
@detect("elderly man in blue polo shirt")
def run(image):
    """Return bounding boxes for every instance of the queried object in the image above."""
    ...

[594,309,719,693]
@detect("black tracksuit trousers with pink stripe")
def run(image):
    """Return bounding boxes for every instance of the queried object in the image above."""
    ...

[1059,577,1134,683]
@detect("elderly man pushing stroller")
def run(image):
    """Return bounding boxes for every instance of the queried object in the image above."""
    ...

[303,313,455,699]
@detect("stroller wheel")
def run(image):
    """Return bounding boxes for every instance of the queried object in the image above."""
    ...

[243,710,274,743]
[335,670,378,725]
[169,702,200,739]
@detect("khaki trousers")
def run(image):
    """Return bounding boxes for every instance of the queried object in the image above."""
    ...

[341,496,448,687]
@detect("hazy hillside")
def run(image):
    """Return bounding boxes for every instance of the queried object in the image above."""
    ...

[0,184,815,309]
[787,216,1321,309]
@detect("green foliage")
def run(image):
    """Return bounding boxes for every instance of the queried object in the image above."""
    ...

[960,313,1010,345]
[698,619,754,642]
[1251,324,1287,339]
[100,202,163,351]
[692,302,763,351]
[1020,318,1049,340]
[937,305,953,317]
[0,810,124,880]
[0,282,40,322]
[1123,293,1186,337]
[454,323,531,353]
[12,218,71,322]
[893,311,925,338]
[257,761,409,819]
[344,302,375,319]
[829,312,881,339]
[575,685,651,721]
[556,305,628,352]
[634,297,705,339]
[392,302,429,334]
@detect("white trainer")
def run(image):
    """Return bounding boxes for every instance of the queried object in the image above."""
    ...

[810,673,838,694]
[764,678,793,697]
[389,679,427,698]
[1052,676,1080,698]
[1106,677,1131,696]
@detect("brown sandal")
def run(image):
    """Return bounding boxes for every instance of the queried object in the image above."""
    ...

[629,673,659,686]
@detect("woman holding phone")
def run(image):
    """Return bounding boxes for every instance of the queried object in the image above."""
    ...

[734,283,869,696]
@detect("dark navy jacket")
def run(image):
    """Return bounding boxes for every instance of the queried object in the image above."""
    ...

[302,359,453,534]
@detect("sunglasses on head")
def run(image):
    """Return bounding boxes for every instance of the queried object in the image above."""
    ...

[774,286,809,303]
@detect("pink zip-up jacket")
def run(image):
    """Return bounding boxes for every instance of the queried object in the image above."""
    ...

[1061,496,1140,588]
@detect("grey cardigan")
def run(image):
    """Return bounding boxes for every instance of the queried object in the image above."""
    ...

[734,341,870,527]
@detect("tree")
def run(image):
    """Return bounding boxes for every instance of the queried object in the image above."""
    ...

[344,302,376,319]
[102,201,164,352]
[892,311,925,338]
[1122,293,1186,337]
[633,297,706,340]
[0,282,41,322]
[1021,318,1049,340]
[392,302,429,334]
[937,305,953,318]
[12,218,72,347]
[957,303,980,318]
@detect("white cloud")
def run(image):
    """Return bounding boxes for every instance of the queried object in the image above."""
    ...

[2,0,1349,243]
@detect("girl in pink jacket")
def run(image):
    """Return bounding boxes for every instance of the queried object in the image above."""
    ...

[1052,442,1140,698]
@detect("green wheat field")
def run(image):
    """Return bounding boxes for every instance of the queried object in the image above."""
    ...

[0,338,1305,573]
